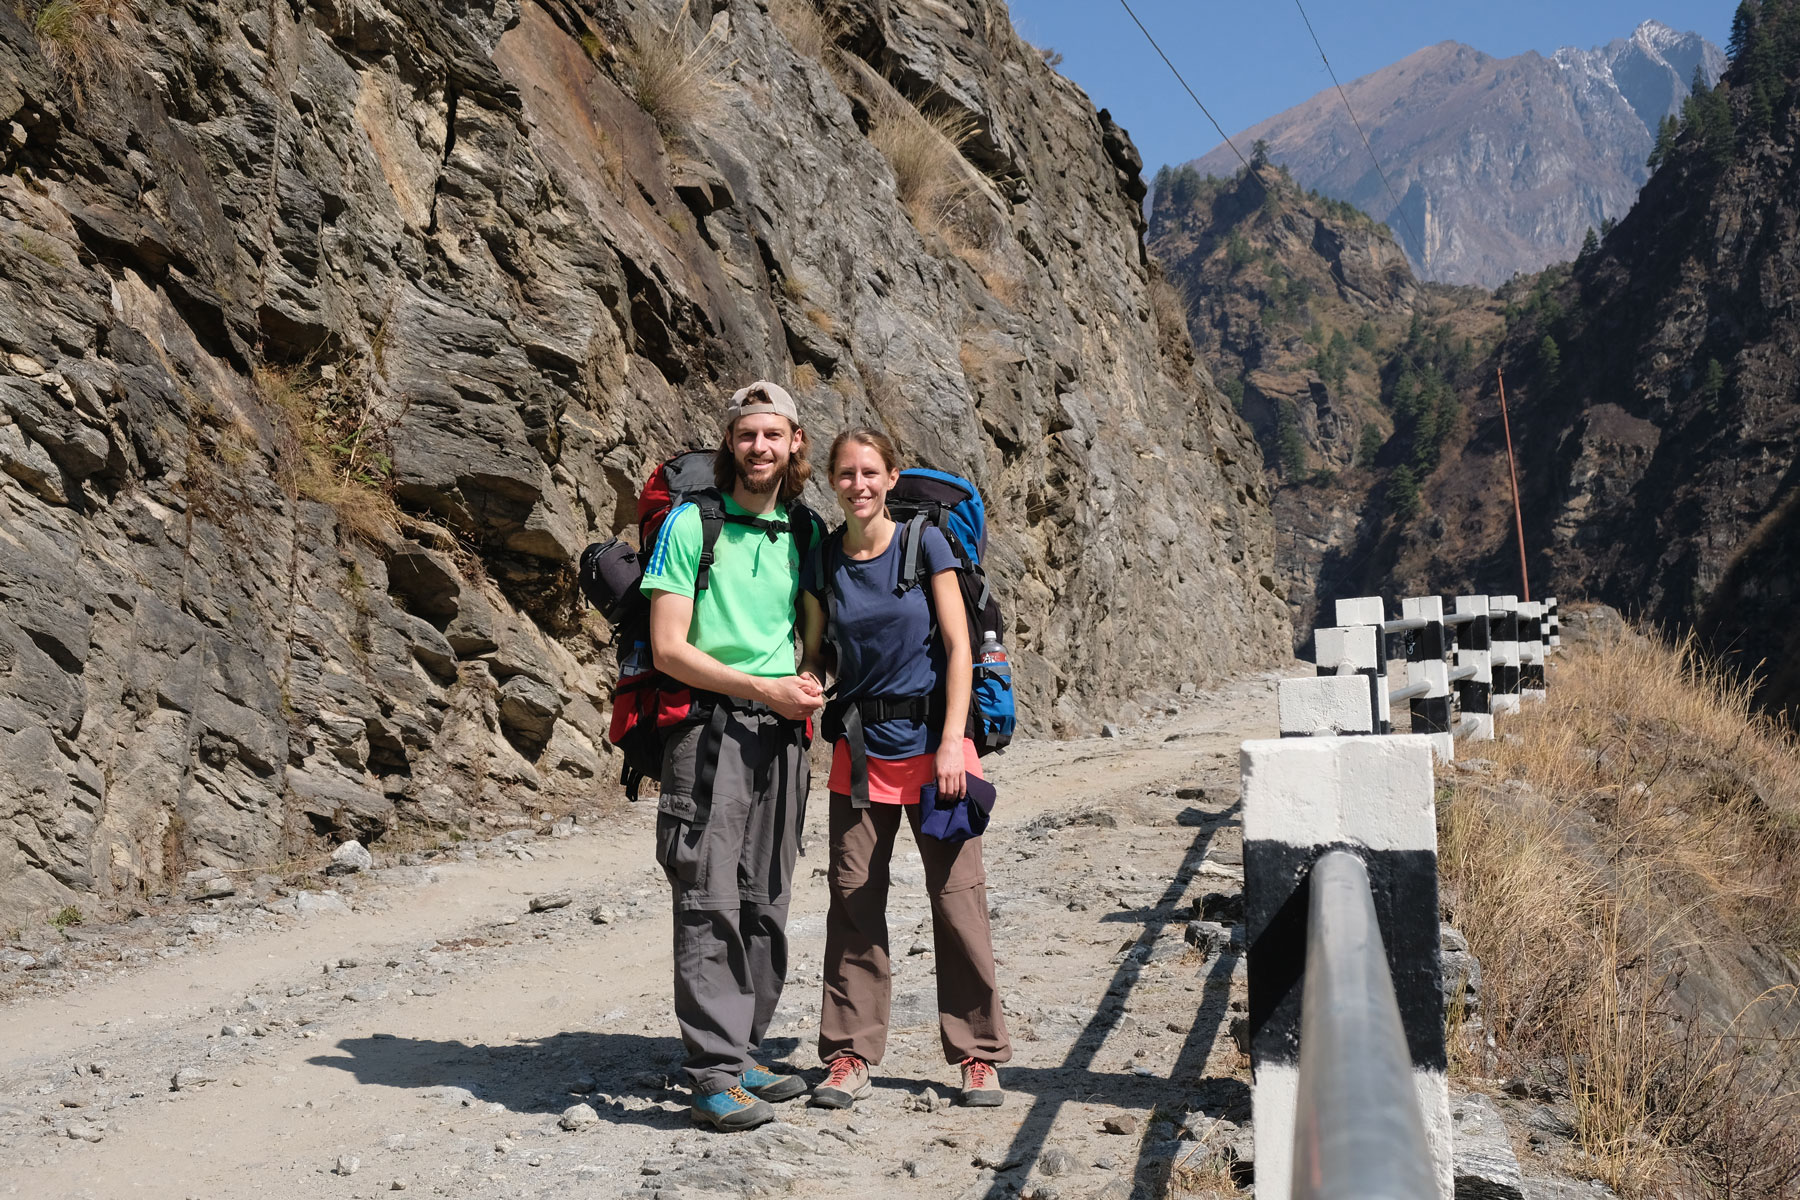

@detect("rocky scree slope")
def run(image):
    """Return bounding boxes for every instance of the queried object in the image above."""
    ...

[1148,164,1500,637]
[0,0,1286,919]
[1386,4,1800,722]
[1185,22,1725,287]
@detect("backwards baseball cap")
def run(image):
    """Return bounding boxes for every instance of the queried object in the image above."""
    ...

[723,380,800,429]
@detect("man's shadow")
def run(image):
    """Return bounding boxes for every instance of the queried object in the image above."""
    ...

[308,1032,804,1129]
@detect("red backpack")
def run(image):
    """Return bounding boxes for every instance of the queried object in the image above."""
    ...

[577,451,820,803]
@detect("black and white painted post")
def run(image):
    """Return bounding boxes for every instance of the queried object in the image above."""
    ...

[1303,623,1382,737]
[1546,596,1560,651]
[1400,596,1453,762]
[1453,595,1494,741]
[1519,601,1547,702]
[1281,674,1378,737]
[1335,596,1391,734]
[1489,595,1521,716]
[1242,734,1452,1199]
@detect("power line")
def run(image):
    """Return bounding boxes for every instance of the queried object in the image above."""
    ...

[1116,0,1250,171]
[1290,0,1427,262]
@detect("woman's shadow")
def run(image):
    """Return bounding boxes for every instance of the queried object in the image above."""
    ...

[307,1032,805,1129]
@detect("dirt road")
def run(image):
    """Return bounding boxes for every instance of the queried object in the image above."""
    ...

[0,671,1285,1200]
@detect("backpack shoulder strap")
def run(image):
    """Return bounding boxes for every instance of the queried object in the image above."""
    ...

[788,502,824,551]
[822,524,847,649]
[691,492,727,594]
[895,514,931,597]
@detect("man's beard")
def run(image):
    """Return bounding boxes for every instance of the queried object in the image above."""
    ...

[735,455,785,495]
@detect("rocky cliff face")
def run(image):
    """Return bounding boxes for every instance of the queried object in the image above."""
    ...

[0,0,1286,918]
[1148,164,1500,636]
[1185,22,1725,287]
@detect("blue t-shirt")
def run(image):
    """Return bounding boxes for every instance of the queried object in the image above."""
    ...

[825,525,959,758]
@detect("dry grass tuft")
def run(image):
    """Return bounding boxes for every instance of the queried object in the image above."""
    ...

[952,243,1024,308]
[619,0,729,138]
[1442,617,1800,1195]
[26,0,132,98]
[767,0,849,61]
[1150,276,1191,341]
[1164,1148,1242,1199]
[258,364,402,547]
[869,91,980,232]
[15,229,67,267]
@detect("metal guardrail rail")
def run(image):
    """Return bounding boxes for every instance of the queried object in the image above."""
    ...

[1290,851,1437,1200]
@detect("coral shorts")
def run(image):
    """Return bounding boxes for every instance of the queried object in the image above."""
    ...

[826,737,984,804]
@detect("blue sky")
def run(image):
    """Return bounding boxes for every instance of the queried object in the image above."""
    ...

[1005,1,1735,174]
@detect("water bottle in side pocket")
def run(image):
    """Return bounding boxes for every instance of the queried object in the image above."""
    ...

[972,630,1016,751]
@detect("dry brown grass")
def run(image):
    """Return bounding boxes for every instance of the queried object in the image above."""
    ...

[1441,618,1800,1195]
[30,0,109,60]
[1164,1147,1243,1199]
[26,0,132,100]
[767,0,850,61]
[952,243,1024,308]
[258,364,401,547]
[868,90,980,232]
[619,0,729,138]
[957,341,983,379]
[1150,276,1191,341]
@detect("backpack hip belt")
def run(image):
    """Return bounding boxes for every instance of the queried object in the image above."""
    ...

[684,690,810,831]
[822,694,941,809]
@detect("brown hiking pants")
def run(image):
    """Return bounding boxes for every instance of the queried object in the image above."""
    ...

[817,791,1012,1067]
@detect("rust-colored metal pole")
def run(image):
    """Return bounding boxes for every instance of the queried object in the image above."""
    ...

[1496,369,1531,602]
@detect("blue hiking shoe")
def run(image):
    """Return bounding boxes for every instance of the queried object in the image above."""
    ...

[741,1064,808,1102]
[690,1084,775,1131]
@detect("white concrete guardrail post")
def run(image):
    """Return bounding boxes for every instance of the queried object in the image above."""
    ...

[1519,601,1547,702]
[1295,623,1381,737]
[1489,595,1521,716]
[1242,734,1452,1200]
[1400,596,1453,762]
[1454,595,1494,741]
[1335,597,1391,733]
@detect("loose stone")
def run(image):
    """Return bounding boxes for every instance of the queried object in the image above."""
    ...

[558,1104,600,1131]
[328,842,374,875]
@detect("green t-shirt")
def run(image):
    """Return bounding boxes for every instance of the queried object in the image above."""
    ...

[640,496,804,679]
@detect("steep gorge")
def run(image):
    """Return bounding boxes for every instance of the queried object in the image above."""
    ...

[1149,163,1501,636]
[1389,5,1800,723]
[1160,7,1800,727]
[0,0,1286,919]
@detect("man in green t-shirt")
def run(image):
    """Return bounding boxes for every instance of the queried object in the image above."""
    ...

[641,381,825,1131]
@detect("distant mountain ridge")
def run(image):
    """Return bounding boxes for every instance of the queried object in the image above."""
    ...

[1184,21,1724,286]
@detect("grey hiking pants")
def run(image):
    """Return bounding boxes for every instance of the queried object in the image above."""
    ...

[655,704,809,1095]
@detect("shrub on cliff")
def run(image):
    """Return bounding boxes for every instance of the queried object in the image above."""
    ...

[869,93,979,231]
[23,0,131,96]
[620,1,728,138]
[258,364,402,546]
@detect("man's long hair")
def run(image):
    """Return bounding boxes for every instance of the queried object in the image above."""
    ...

[714,419,812,504]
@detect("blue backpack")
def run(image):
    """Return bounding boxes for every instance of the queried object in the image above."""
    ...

[884,468,1015,753]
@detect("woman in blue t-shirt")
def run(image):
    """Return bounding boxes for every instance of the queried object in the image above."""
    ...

[805,427,1010,1112]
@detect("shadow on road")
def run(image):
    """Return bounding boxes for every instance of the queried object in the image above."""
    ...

[981,799,1247,1200]
[309,1030,701,1130]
